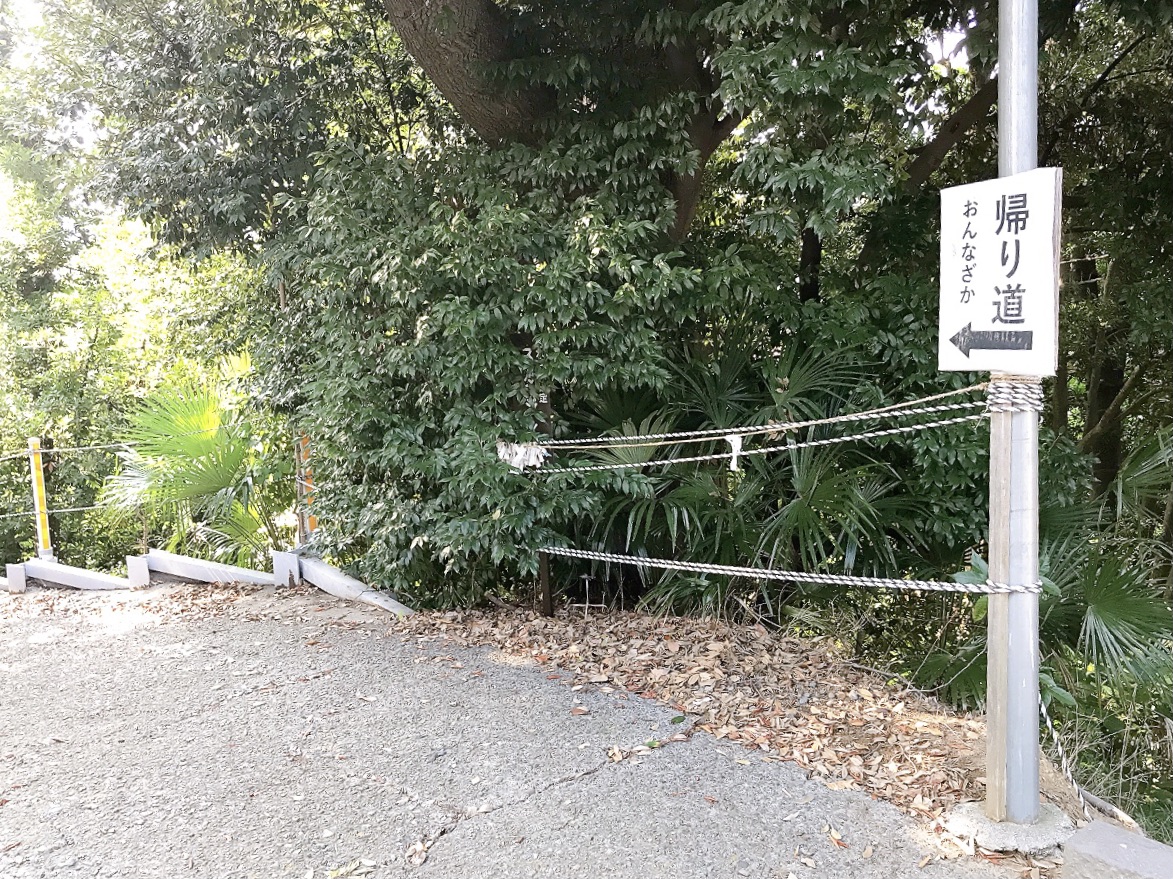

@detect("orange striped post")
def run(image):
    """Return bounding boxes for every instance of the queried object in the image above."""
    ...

[28,437,55,561]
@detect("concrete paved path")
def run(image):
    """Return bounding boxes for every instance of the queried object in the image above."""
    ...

[0,586,1004,879]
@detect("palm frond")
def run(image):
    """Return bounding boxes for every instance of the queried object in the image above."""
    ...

[1108,428,1172,525]
[1078,554,1172,681]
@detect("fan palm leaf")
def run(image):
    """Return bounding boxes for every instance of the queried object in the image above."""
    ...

[101,382,292,566]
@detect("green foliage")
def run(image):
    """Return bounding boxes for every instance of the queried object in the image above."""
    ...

[32,0,449,249]
[264,126,697,604]
[102,361,295,567]
[0,24,265,565]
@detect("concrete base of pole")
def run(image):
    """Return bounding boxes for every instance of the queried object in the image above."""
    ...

[145,548,271,586]
[4,563,25,593]
[944,801,1073,856]
[23,558,132,591]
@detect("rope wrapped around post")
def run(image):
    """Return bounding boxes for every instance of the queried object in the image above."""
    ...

[986,377,1044,413]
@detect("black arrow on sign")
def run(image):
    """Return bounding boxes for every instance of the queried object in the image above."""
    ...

[949,323,1034,357]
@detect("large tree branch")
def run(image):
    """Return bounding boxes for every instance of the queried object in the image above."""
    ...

[382,0,554,146]
[1079,361,1146,454]
[1040,33,1149,166]
[904,77,998,191]
[668,102,742,242]
[901,7,1094,193]
[662,39,742,241]
[384,2,739,241]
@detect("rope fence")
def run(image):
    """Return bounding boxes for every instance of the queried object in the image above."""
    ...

[0,504,110,521]
[497,384,1001,473]
[536,384,989,449]
[0,426,227,463]
[539,546,1041,595]
[1039,694,1091,821]
[528,381,1046,601]
[532,413,987,474]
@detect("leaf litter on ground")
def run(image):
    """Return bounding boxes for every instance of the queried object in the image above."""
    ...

[388,608,1084,843]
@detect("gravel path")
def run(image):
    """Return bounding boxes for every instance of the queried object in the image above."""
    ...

[0,584,1007,879]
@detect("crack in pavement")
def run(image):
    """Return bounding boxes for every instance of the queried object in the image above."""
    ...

[406,726,700,867]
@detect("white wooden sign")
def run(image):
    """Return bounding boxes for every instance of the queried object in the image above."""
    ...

[939,168,1061,376]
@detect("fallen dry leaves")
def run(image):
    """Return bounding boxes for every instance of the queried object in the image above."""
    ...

[390,607,1079,834]
[1,578,273,621]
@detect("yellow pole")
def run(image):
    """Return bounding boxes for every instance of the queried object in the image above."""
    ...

[28,437,55,561]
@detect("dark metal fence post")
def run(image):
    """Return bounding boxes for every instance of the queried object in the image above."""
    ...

[538,550,552,616]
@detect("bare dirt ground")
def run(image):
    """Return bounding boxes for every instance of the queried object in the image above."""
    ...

[1,582,1079,878]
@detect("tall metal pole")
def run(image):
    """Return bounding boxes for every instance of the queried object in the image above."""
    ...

[986,0,1040,824]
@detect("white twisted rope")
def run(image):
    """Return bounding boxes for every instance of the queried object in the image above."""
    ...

[986,378,1044,413]
[0,503,109,521]
[540,547,1041,595]
[0,428,224,462]
[534,384,988,449]
[545,401,985,453]
[1039,695,1091,821]
[536,413,987,474]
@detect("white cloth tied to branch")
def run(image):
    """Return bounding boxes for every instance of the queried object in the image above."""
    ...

[496,441,549,470]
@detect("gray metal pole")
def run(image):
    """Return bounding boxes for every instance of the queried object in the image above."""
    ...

[986,0,1041,824]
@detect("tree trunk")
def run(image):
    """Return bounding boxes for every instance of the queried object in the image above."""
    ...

[798,227,822,302]
[382,0,553,146]
[1051,348,1068,435]
[1086,353,1126,498]
[1078,252,1128,500]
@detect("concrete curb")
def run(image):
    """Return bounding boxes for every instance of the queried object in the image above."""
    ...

[298,557,413,616]
[5,548,413,618]
[1062,820,1172,879]
[22,558,132,591]
[6,550,413,618]
[145,548,271,586]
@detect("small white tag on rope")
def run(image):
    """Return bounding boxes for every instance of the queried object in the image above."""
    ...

[725,434,742,472]
[496,441,549,470]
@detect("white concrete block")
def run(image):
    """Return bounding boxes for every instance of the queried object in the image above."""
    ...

[126,554,151,588]
[271,551,302,587]
[300,557,412,616]
[5,563,26,593]
[145,548,271,586]
[23,558,131,591]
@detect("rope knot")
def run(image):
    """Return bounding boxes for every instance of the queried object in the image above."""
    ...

[986,377,1044,413]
